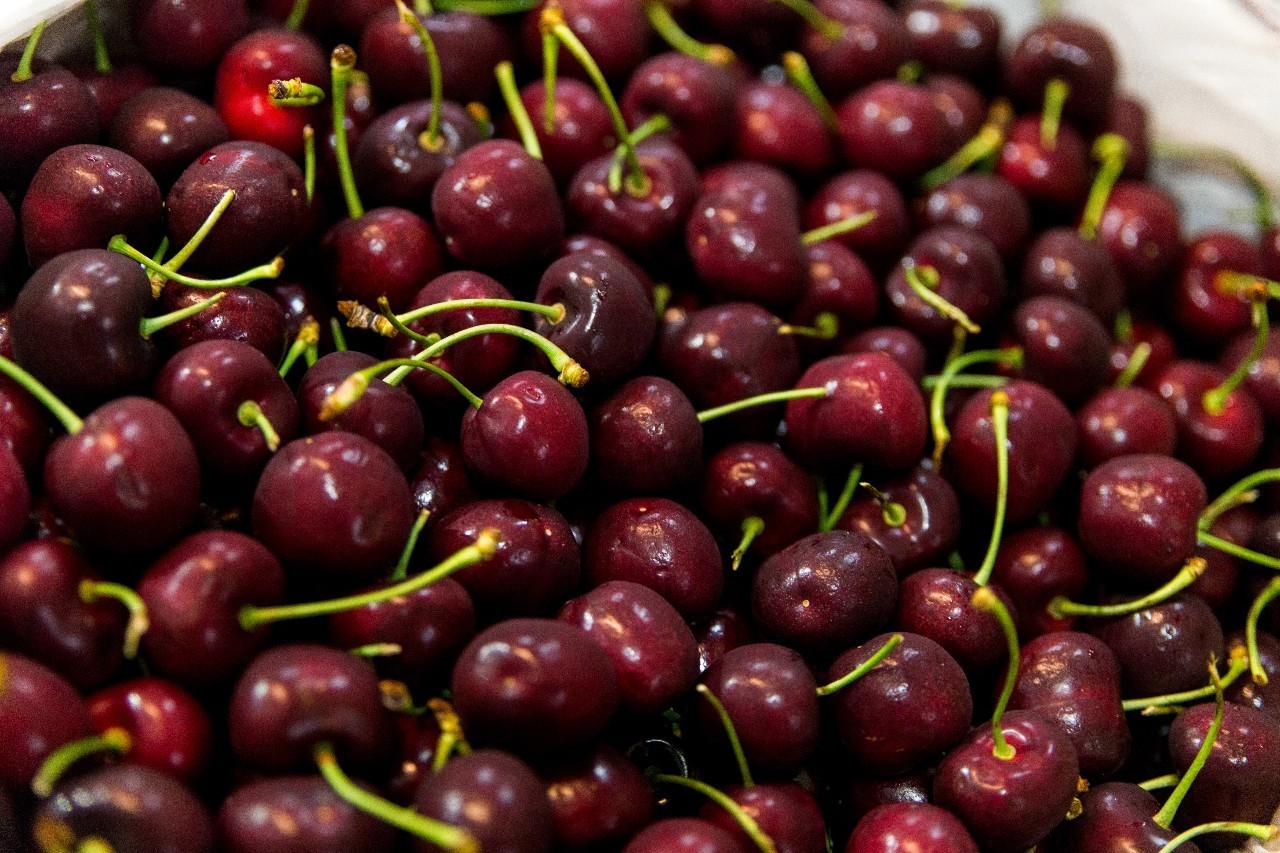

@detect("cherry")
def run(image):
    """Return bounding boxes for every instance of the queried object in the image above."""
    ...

[137,530,285,688]
[509,78,614,187]
[460,370,590,500]
[367,8,512,106]
[997,114,1090,217]
[0,194,14,271]
[0,66,98,191]
[836,79,951,183]
[1154,359,1265,480]
[0,441,27,551]
[32,764,213,853]
[589,375,703,496]
[841,326,928,381]
[802,0,911,101]
[430,498,579,620]
[1105,93,1152,179]
[1109,317,1178,389]
[0,651,94,796]
[1046,781,1183,853]
[926,74,987,152]
[351,100,482,211]
[322,207,445,313]
[884,226,1006,346]
[1004,16,1117,126]
[700,781,827,853]
[219,775,398,853]
[407,438,476,526]
[108,87,230,189]
[732,77,835,182]
[1225,629,1280,720]
[990,526,1090,639]
[1076,385,1178,468]
[1011,295,1112,405]
[836,464,961,577]
[1171,231,1262,347]
[1021,226,1126,324]
[903,0,1000,82]
[524,0,650,82]
[622,818,748,853]
[790,239,879,348]
[1220,331,1280,426]
[538,741,653,851]
[894,569,1015,675]
[694,603,754,672]
[697,642,821,772]
[913,173,1032,265]
[804,169,911,271]
[1092,594,1225,698]
[847,802,980,853]
[700,440,820,564]
[154,281,288,363]
[214,28,327,158]
[450,618,620,756]
[620,51,740,166]
[86,677,213,784]
[132,0,250,79]
[752,530,897,653]
[1095,180,1183,300]
[75,63,158,133]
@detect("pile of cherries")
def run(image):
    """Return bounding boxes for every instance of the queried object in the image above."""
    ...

[3,0,1280,850]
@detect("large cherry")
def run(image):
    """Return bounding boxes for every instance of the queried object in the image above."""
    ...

[155,282,288,363]
[836,79,951,183]
[884,226,1006,346]
[804,169,911,271]
[914,173,1032,265]
[802,0,911,100]
[413,749,554,853]
[589,375,703,496]
[321,207,444,313]
[1076,386,1179,468]
[132,0,250,79]
[0,63,97,192]
[1010,295,1112,405]
[1155,359,1265,481]
[700,440,820,564]
[990,526,1090,639]
[620,51,740,166]
[361,7,512,106]
[1020,226,1125,323]
[218,775,397,853]
[1091,593,1224,698]
[352,100,483,210]
[894,569,1014,675]
[109,87,230,189]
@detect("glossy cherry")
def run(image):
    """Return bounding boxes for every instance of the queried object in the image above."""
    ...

[914,173,1031,265]
[732,77,835,181]
[990,526,1090,639]
[802,0,911,100]
[837,464,962,577]
[86,677,213,783]
[352,99,483,211]
[847,802,980,853]
[1076,386,1178,468]
[620,51,739,166]
[622,818,748,853]
[700,781,827,853]
[894,569,1014,675]
[1095,180,1183,300]
[0,651,94,795]
[804,169,911,271]
[1155,359,1265,480]
[836,79,951,183]
[1170,231,1261,347]
[155,282,288,363]
[700,440,820,563]
[1011,295,1112,405]
[0,66,98,191]
[322,207,444,312]
[214,28,327,158]
[108,87,230,188]
[538,741,653,851]
[509,78,614,188]
[1004,16,1118,125]
[218,775,398,853]
[1020,226,1125,323]
[997,114,1090,217]
[884,226,1005,346]
[841,326,928,381]
[132,0,250,79]
[902,0,1001,82]
[1091,594,1225,698]
[589,375,703,496]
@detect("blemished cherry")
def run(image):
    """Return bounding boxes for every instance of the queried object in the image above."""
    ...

[847,802,980,853]
[837,464,961,577]
[108,87,231,189]
[732,77,836,182]
[1010,295,1112,405]
[1076,386,1178,468]
[894,569,1015,675]
[352,99,483,211]
[903,0,1001,83]
[829,632,973,775]
[0,651,94,795]
[913,173,1032,265]
[884,226,1006,346]
[20,143,163,269]
[620,51,740,166]
[450,618,621,756]
[700,781,827,853]
[997,114,1090,217]
[700,440,820,563]
[321,206,444,312]
[1155,359,1265,480]
[214,27,327,158]
[32,764,214,853]
[622,818,748,853]
[991,526,1090,639]
[1096,180,1183,300]
[696,642,821,772]
[841,325,928,381]
[1004,16,1117,126]
[429,498,580,620]
[1091,593,1225,698]
[589,375,704,496]
[0,66,98,191]
[1020,226,1126,323]
[804,169,912,271]
[252,431,415,584]
[218,774,398,853]
[361,8,512,106]
[837,79,952,183]
[460,370,590,501]
[802,0,911,101]
[132,0,250,79]
[538,741,654,851]
[87,677,213,784]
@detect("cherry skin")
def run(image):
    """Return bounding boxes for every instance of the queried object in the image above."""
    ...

[214,28,327,158]
[836,464,962,577]
[508,78,614,189]
[894,569,1015,676]
[407,439,476,533]
[700,440,820,563]
[694,603,754,673]
[1225,629,1280,721]
[87,677,213,784]
[218,775,398,853]
[360,8,512,106]
[1004,16,1118,125]
[903,0,1001,82]
[450,619,620,757]
[411,749,553,853]
[997,115,1090,217]
[620,51,740,166]
[460,370,590,501]
[1010,295,1112,405]
[155,282,289,363]
[802,0,912,101]
[841,326,929,381]
[132,0,250,79]
[1108,318,1178,389]
[622,818,748,853]
[589,375,704,496]
[700,781,828,853]
[1155,359,1265,480]
[1220,331,1280,426]
[990,526,1090,639]
[1076,386,1178,468]
[836,79,951,183]
[791,240,880,350]
[884,226,1006,346]
[829,632,973,775]
[321,207,444,312]
[537,741,653,851]
[1020,226,1126,323]
[0,651,94,796]
[0,66,98,191]
[1170,231,1261,347]
[913,173,1032,265]
[108,87,230,190]
[1091,593,1224,698]
[352,99,482,211]
[0,442,26,551]
[1095,180,1183,301]
[847,802,980,853]
[1044,781,1184,853]
[804,169,911,272]
[732,78,836,182]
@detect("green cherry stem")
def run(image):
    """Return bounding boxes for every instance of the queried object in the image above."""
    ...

[815,633,903,696]
[1047,557,1208,621]
[348,642,402,659]
[330,45,364,219]
[696,684,754,787]
[80,580,149,659]
[320,358,483,421]
[84,0,113,74]
[239,529,499,631]
[329,317,349,352]
[496,60,543,160]
[340,295,565,338]
[696,386,830,424]
[1197,531,1280,572]
[302,125,316,204]
[31,727,132,798]
[777,312,839,340]
[1217,271,1280,302]
[381,323,588,388]
[236,400,282,452]
[1078,132,1130,240]
[606,114,671,192]
[395,0,445,149]
[1121,647,1250,712]
[801,211,878,245]
[1155,824,1278,853]
[921,374,1008,390]
[730,517,764,571]
[1113,341,1152,388]
[904,264,981,334]
[972,585,1019,760]
[314,741,479,852]
[1137,774,1180,792]
[1246,577,1280,685]
[927,347,1023,469]
[1153,660,1227,829]
[644,1,735,65]
[1039,77,1069,150]
[820,463,864,533]
[110,235,283,289]
[268,77,326,107]
[541,22,558,132]
[1203,285,1269,415]
[162,189,236,278]
[1200,467,1280,531]
[859,482,907,527]
[920,98,1013,189]
[284,0,312,29]
[138,292,226,339]
[278,317,320,378]
[648,773,778,853]
[769,0,842,38]
[970,389,1010,587]
[428,698,473,769]
[782,51,837,131]
[391,508,433,581]
[0,355,83,434]
[11,20,46,83]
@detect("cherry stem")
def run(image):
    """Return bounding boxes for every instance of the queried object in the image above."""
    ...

[820,463,864,532]
[1152,140,1277,231]
[278,317,320,377]
[972,585,1019,760]
[730,516,764,571]
[921,374,1008,390]
[391,508,433,581]
[330,45,364,219]
[1114,309,1134,343]
[1155,823,1278,853]
[801,211,878,245]
[1204,287,1269,415]
[268,78,326,107]
[314,741,478,851]
[236,400,282,452]
[920,98,1013,189]
[303,125,316,204]
[1198,531,1280,572]
[389,0,445,150]
[782,51,837,131]
[329,317,348,351]
[542,6,648,196]
[815,633,903,696]
[1113,341,1151,388]
[30,727,132,798]
[1200,467,1280,531]
[342,295,565,338]
[1047,557,1208,620]
[644,1,735,65]
[437,0,541,11]
[860,482,907,527]
[928,347,1023,469]
[84,0,113,75]
[1078,133,1130,239]
[896,59,924,84]
[321,358,483,420]
[383,322,588,387]
[428,698,472,770]
[1153,659,1227,829]
[971,390,1010,587]
[648,773,778,853]
[696,684,754,787]
[163,188,236,278]
[239,529,499,631]
[1246,577,1280,685]
[696,386,829,424]
[1218,270,1280,301]
[495,60,543,160]
[138,292,226,339]
[11,20,45,83]
[1138,774,1180,791]
[769,0,842,39]
[777,312,839,340]
[904,264,981,334]
[283,0,311,27]
[79,580,149,659]
[1121,647,1250,712]
[0,355,83,434]
[110,236,282,290]
[350,642,402,659]
[606,113,671,193]
[1039,77,1069,150]
[541,26,558,132]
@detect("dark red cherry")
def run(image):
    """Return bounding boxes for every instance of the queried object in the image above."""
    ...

[0,651,94,796]
[1046,781,1183,853]
[802,0,911,100]
[752,530,897,654]
[75,63,157,133]
[108,87,230,189]
[154,282,288,363]
[1108,318,1177,389]
[913,173,1032,264]
[1004,16,1118,125]
[450,619,620,756]
[219,775,398,853]
[21,144,162,269]
[431,139,564,271]
[558,580,699,715]
[408,437,477,525]
[1225,630,1280,721]
[1076,386,1178,468]
[1096,180,1183,300]
[997,115,1090,217]
[166,140,306,274]
[430,498,579,620]
[523,0,650,82]
[1011,295,1111,405]
[1155,359,1265,480]
[926,74,986,152]
[1172,231,1261,346]
[700,440,820,563]
[87,677,212,783]
[991,526,1089,639]
[0,194,14,270]
[590,375,703,496]
[538,741,653,852]
[804,169,911,272]
[623,818,747,853]
[1091,594,1224,698]
[893,569,1014,675]
[133,0,250,78]
[700,781,827,853]
[837,79,952,183]
[847,802,980,853]
[885,226,1006,346]
[829,632,973,775]
[1020,226,1126,324]
[352,99,482,211]
[460,370,589,500]
[0,442,27,551]
[903,0,1001,82]
[1220,331,1280,426]
[414,749,553,853]
[321,207,444,312]
[837,464,962,577]
[841,326,928,381]
[361,8,512,106]
[34,764,213,853]
[694,603,754,673]
[252,431,414,584]
[1103,93,1152,179]
[0,67,98,191]
[620,51,740,166]
[791,240,879,348]
[697,642,821,772]
[509,78,614,188]
[137,530,285,688]
[214,28,327,158]
[732,78,835,181]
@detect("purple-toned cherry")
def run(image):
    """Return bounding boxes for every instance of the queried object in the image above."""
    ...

[1096,180,1184,300]
[698,780,826,853]
[997,114,1090,217]
[620,51,739,166]
[0,651,94,796]
[414,748,554,853]
[847,802,979,853]
[132,0,250,79]
[109,87,230,189]
[219,775,398,853]
[836,464,961,577]
[1220,330,1280,427]
[800,0,910,101]
[903,0,1000,81]
[914,173,1032,265]
[841,326,928,381]
[1076,385,1179,468]
[1021,226,1126,323]
[1004,16,1117,126]
[1091,593,1225,699]
[884,227,1006,346]
[836,79,952,183]
[590,375,703,496]
[154,281,288,363]
[538,741,653,851]
[804,169,911,271]
[622,818,748,853]
[86,677,212,784]
[990,526,1089,639]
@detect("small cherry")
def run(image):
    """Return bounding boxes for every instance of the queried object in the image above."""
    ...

[132,0,250,79]
[884,227,1006,346]
[1076,384,1179,468]
[836,79,952,183]
[913,172,1032,265]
